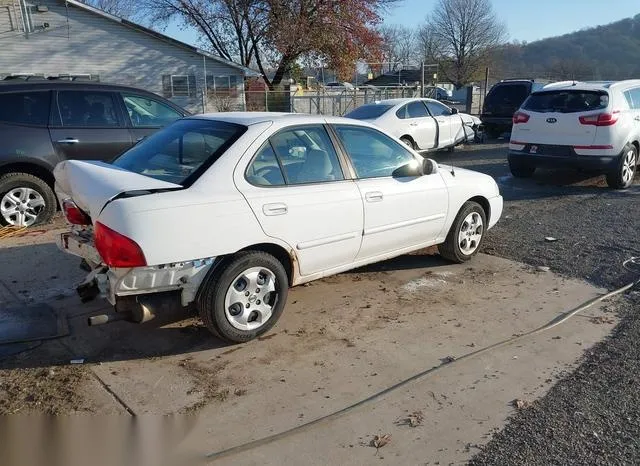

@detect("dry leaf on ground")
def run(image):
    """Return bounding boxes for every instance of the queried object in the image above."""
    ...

[371,433,392,452]
[395,410,424,427]
[512,399,532,410]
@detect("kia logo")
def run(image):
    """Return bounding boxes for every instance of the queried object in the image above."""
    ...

[546,118,557,123]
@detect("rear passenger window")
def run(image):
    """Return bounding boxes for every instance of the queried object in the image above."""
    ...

[246,143,286,186]
[246,126,344,186]
[57,91,119,127]
[626,88,640,109]
[407,101,429,118]
[0,91,50,126]
[396,105,409,119]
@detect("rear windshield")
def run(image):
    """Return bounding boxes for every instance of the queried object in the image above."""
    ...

[486,84,530,106]
[112,119,246,185]
[522,90,609,113]
[346,104,393,120]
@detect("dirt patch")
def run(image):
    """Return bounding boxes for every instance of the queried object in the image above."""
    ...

[179,358,231,413]
[0,364,92,414]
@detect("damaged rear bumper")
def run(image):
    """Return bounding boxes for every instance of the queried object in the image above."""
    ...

[57,231,216,307]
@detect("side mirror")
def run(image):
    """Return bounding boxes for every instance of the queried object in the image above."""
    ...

[422,158,438,175]
[451,107,459,115]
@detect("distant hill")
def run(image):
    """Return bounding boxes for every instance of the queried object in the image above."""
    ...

[492,14,640,81]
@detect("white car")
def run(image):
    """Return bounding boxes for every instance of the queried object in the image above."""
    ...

[509,80,640,188]
[54,113,503,343]
[345,98,481,152]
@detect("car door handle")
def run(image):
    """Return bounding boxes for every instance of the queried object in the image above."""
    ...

[263,203,288,216]
[409,122,419,127]
[365,191,383,202]
[57,138,79,144]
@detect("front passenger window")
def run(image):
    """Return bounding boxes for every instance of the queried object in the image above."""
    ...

[123,94,183,127]
[334,125,420,179]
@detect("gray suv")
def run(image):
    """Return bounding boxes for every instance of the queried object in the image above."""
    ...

[0,81,189,227]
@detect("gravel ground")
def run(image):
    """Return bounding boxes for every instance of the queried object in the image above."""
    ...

[434,143,640,465]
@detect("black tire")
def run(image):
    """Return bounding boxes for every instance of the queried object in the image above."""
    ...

[400,136,416,150]
[0,172,56,227]
[438,201,487,263]
[197,251,289,343]
[606,143,637,189]
[509,158,536,178]
[484,124,500,139]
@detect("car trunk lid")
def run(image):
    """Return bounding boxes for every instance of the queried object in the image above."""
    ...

[54,160,181,220]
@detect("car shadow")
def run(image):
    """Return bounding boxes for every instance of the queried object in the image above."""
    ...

[0,243,455,369]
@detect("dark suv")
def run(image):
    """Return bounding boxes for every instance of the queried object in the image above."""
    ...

[481,79,550,138]
[0,81,189,227]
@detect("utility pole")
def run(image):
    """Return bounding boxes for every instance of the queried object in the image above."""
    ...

[421,61,425,98]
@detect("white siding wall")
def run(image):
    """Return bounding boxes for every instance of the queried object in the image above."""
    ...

[0,0,246,113]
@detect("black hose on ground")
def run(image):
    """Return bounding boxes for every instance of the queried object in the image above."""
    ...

[205,264,640,462]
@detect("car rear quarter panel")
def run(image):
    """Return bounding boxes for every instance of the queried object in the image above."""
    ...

[96,121,280,267]
[0,123,59,172]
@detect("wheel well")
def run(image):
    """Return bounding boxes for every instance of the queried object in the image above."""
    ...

[239,243,294,285]
[469,196,490,224]
[631,141,639,156]
[400,135,415,146]
[0,163,54,188]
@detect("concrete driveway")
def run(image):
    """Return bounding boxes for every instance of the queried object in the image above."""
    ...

[0,217,619,465]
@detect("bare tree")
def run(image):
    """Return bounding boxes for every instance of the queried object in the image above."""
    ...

[379,25,417,72]
[424,0,506,88]
[78,0,137,19]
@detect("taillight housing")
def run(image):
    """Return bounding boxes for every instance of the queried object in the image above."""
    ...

[579,111,619,126]
[512,111,530,124]
[62,199,91,225]
[94,222,147,268]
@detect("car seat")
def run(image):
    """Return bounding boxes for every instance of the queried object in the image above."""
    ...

[295,149,335,183]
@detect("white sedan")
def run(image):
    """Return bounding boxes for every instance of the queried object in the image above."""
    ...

[54,113,502,343]
[346,98,481,152]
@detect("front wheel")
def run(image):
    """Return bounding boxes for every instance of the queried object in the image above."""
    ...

[197,251,289,343]
[606,143,637,189]
[438,201,487,263]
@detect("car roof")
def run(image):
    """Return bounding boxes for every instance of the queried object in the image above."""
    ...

[0,80,165,94]
[361,98,439,107]
[539,79,640,92]
[190,112,377,127]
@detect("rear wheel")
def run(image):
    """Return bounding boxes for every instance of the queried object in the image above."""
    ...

[509,158,536,178]
[606,143,637,189]
[0,173,56,227]
[438,201,487,263]
[400,136,416,150]
[197,251,288,343]
[484,124,501,139]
